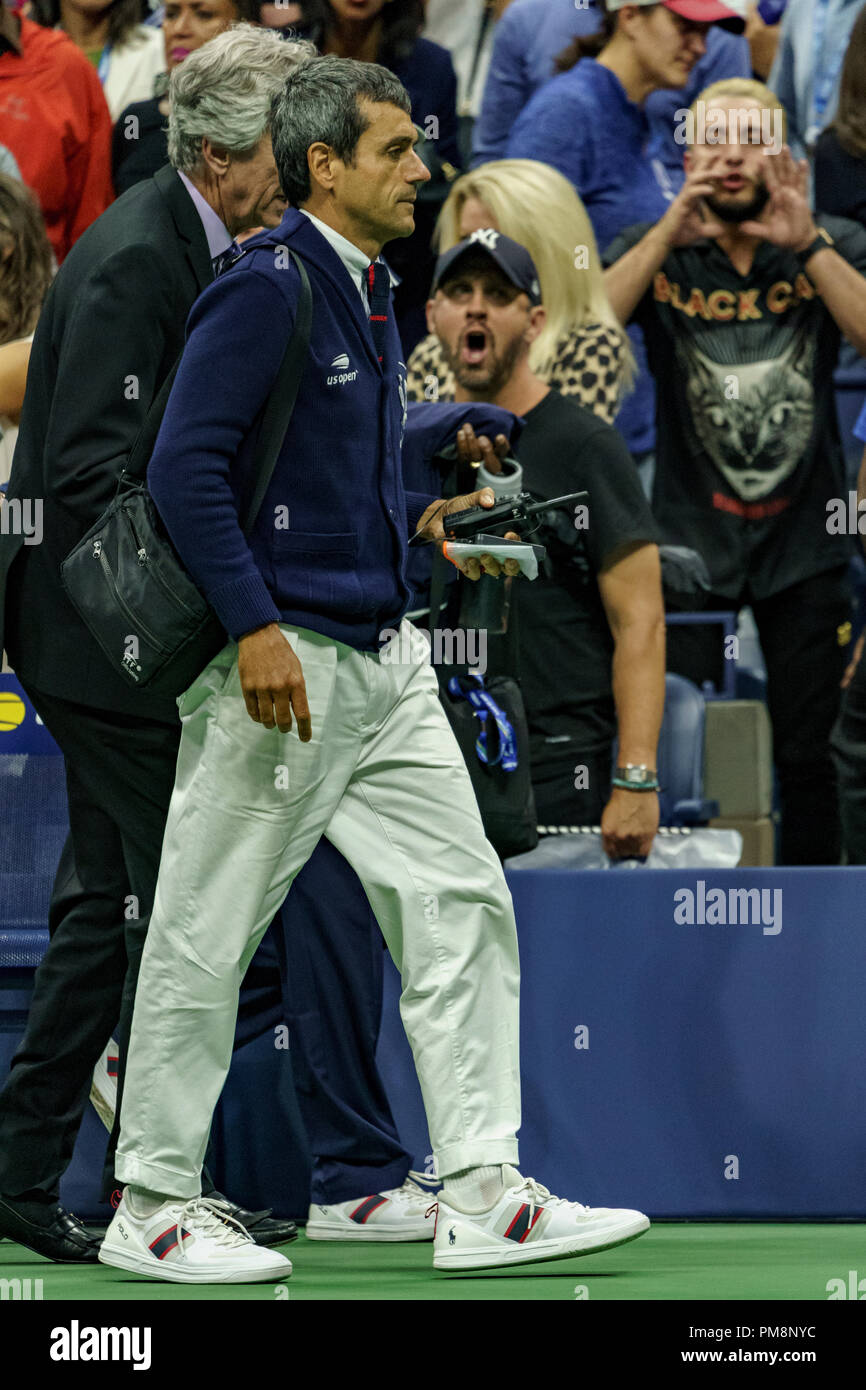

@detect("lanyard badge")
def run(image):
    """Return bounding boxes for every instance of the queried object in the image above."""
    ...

[447,673,518,771]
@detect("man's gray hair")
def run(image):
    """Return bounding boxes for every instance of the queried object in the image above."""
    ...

[270,56,412,207]
[168,25,315,174]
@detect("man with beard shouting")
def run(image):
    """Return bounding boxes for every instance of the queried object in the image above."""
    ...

[604,77,866,865]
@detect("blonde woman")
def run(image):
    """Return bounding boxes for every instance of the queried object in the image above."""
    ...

[407,158,633,420]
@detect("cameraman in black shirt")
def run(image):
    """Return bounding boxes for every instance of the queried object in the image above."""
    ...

[426,230,665,859]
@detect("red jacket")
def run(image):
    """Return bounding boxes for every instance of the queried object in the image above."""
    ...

[0,17,114,263]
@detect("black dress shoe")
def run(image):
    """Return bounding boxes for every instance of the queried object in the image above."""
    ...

[0,1194,102,1263]
[207,1191,298,1247]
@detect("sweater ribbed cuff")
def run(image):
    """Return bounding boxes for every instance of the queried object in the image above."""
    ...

[207,572,283,641]
[405,491,440,536]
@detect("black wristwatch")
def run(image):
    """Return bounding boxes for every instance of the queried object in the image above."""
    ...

[795,227,835,269]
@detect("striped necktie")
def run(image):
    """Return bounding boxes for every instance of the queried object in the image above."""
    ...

[212,240,241,278]
[366,260,390,363]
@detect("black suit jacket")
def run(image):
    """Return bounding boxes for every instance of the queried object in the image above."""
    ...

[0,165,214,719]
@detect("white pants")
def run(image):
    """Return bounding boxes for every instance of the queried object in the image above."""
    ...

[115,620,521,1198]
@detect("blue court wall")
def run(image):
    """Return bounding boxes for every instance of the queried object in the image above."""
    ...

[375,867,866,1219]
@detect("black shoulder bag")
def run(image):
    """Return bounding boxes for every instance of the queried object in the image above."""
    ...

[61,251,312,700]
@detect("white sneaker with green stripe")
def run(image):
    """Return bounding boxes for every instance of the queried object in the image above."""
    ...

[432,1166,649,1271]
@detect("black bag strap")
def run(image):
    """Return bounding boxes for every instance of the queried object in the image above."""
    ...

[123,357,183,483]
[241,251,312,534]
[122,249,313,537]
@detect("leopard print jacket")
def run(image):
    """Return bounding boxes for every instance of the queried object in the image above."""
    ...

[405,321,627,421]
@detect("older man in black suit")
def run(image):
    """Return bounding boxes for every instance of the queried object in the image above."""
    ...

[0,24,310,1261]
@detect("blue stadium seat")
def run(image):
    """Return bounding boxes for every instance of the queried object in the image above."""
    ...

[655,672,719,826]
[0,928,50,970]
[611,673,717,827]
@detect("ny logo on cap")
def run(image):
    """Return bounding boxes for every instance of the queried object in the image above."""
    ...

[470,228,500,251]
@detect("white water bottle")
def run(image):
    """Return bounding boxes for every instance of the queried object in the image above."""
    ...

[460,455,524,639]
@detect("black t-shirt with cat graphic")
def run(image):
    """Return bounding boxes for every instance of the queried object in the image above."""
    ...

[604,215,866,599]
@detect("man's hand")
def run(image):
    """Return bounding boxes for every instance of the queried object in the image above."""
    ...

[602,163,723,325]
[237,623,312,737]
[601,787,660,860]
[416,487,523,580]
[739,145,816,249]
[656,152,726,250]
[455,422,510,473]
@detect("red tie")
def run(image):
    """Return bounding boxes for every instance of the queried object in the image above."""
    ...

[367,261,390,363]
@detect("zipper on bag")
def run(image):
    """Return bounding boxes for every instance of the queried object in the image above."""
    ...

[125,508,201,620]
[92,538,171,655]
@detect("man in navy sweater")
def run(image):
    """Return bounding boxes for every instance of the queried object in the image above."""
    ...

[100,54,650,1284]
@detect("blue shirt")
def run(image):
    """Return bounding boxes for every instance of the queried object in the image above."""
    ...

[474,0,750,180]
[506,56,673,257]
[501,31,749,456]
[508,58,673,455]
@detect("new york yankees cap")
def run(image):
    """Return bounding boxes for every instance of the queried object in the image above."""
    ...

[432,229,542,305]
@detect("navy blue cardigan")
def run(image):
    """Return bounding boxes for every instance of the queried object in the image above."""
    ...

[148,208,518,650]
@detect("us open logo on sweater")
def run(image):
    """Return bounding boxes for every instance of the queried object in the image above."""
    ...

[327,352,358,386]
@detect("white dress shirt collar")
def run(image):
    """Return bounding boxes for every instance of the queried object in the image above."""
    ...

[300,209,375,305]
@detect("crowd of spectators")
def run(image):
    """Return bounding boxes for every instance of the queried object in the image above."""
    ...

[3,0,866,866]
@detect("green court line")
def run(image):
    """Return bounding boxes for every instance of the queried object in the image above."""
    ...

[1,1226,863,1301]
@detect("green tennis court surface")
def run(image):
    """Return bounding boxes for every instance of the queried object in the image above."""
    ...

[1,1225,862,1300]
